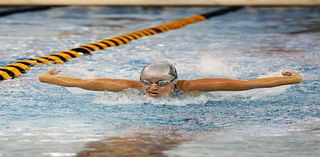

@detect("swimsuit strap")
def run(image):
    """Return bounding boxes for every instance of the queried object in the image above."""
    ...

[172,84,183,97]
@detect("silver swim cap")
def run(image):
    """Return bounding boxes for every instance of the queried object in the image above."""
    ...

[140,63,178,81]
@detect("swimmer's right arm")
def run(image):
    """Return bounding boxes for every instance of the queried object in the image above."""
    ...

[39,69,142,91]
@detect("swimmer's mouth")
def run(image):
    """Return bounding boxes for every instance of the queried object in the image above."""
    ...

[148,90,159,96]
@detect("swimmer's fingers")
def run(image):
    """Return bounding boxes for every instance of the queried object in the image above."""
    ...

[42,69,61,76]
[48,69,61,75]
[39,69,62,82]
[281,70,302,82]
[281,70,301,76]
[282,70,293,76]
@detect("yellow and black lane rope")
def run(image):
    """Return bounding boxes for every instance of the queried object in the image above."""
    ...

[0,7,242,81]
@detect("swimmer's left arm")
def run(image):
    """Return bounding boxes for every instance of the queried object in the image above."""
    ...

[177,71,302,92]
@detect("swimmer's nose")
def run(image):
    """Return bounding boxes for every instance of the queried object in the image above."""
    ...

[150,84,159,89]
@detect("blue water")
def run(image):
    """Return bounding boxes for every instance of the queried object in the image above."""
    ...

[0,7,319,157]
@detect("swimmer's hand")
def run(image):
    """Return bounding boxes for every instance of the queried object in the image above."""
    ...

[281,70,302,83]
[39,69,67,85]
[39,69,61,82]
[39,69,88,87]
[41,69,61,76]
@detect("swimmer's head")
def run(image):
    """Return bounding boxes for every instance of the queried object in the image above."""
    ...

[140,62,178,97]
[140,62,178,82]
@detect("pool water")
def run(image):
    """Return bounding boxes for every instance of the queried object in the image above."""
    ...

[0,7,319,157]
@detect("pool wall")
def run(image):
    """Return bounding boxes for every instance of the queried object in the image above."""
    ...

[1,0,320,6]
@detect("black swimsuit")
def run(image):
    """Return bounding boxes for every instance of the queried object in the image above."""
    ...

[171,85,183,97]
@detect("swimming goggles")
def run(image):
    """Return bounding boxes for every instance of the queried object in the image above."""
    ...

[141,79,173,87]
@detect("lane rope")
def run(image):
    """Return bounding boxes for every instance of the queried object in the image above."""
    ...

[0,7,242,81]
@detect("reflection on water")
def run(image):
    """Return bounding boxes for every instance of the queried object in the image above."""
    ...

[289,21,320,35]
[76,132,186,157]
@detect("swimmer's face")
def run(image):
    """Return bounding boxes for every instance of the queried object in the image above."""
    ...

[141,78,175,98]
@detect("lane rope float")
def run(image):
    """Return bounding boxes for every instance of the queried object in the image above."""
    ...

[0,7,242,81]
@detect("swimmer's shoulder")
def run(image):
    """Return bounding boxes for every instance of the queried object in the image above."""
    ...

[176,80,191,91]
[176,80,202,96]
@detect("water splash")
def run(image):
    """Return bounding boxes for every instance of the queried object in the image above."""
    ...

[198,55,240,77]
